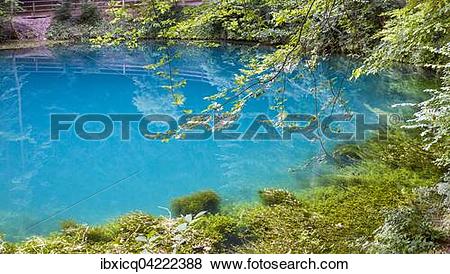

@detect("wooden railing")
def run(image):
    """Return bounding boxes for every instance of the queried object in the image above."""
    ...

[4,55,210,82]
[17,0,135,15]
[16,0,202,16]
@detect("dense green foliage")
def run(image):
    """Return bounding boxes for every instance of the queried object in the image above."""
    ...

[92,0,181,47]
[0,0,21,40]
[47,2,108,41]
[407,48,450,169]
[79,1,101,25]
[166,0,403,53]
[47,21,109,41]
[357,0,450,169]
[358,0,450,74]
[54,0,73,22]
[367,178,450,254]
[171,190,221,216]
[95,0,401,53]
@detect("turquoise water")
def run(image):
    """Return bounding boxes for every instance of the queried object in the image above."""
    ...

[0,43,428,240]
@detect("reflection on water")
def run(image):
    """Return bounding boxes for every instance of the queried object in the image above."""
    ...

[0,43,429,240]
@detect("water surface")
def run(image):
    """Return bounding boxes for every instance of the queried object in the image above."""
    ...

[0,43,429,240]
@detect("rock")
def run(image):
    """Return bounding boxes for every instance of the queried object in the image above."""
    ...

[12,15,51,40]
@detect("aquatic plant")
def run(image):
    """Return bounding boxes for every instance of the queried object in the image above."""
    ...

[258,188,300,206]
[182,214,250,253]
[135,211,210,254]
[171,190,221,217]
[60,219,80,231]
[332,129,444,178]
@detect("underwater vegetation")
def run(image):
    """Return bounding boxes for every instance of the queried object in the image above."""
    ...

[171,190,221,217]
[1,129,448,254]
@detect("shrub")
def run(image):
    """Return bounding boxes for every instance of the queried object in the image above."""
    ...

[367,207,441,253]
[171,191,221,216]
[54,0,72,22]
[258,188,300,206]
[47,20,111,41]
[79,2,101,25]
[367,178,450,253]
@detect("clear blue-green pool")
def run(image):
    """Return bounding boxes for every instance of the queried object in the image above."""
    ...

[0,43,429,240]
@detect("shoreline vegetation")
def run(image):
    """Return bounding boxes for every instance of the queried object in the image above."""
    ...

[0,39,69,50]
[1,0,449,254]
[0,38,276,51]
[0,129,448,254]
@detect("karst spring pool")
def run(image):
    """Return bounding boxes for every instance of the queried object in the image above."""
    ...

[0,43,429,240]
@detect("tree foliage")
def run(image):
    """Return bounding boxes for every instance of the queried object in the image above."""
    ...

[357,0,450,169]
[92,0,449,171]
[407,46,450,169]
[0,0,21,40]
[92,0,181,47]
[357,0,450,74]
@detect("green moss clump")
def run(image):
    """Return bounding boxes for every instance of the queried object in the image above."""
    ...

[114,212,157,236]
[258,188,300,206]
[171,191,221,216]
[84,227,115,243]
[181,215,249,253]
[60,219,80,231]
